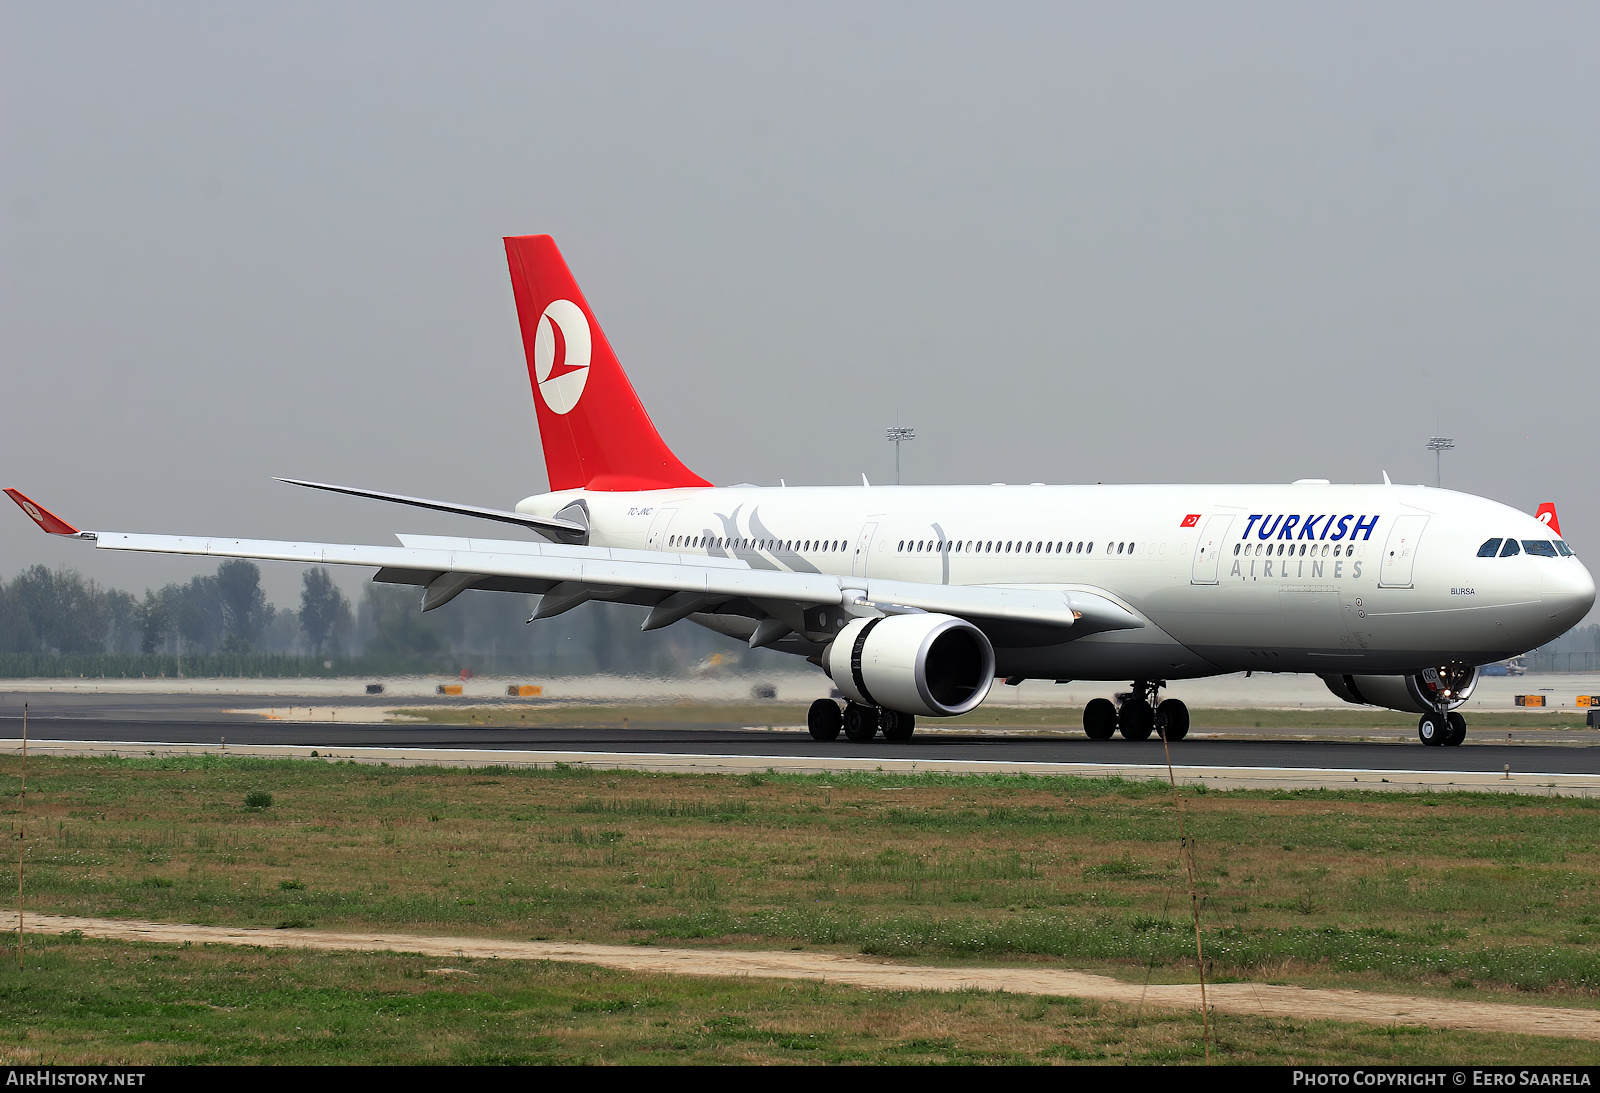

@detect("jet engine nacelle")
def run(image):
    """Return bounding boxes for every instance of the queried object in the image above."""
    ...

[824,613,996,717]
[1320,666,1481,714]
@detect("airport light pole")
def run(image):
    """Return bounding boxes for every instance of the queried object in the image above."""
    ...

[1426,436,1454,488]
[886,426,915,485]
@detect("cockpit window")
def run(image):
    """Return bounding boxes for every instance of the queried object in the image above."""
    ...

[1499,539,1521,557]
[1556,541,1575,557]
[1522,540,1559,558]
[1477,538,1503,558]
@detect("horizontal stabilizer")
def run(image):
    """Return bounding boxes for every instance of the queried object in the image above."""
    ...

[275,478,585,538]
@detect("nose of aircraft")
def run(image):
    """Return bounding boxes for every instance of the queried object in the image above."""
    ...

[1542,556,1597,634]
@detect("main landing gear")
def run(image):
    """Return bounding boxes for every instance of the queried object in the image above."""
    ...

[1418,710,1467,747]
[808,699,915,743]
[1083,681,1189,742]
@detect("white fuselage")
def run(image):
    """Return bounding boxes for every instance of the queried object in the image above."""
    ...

[517,482,1594,681]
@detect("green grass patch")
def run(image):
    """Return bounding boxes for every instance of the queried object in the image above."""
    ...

[1,934,1596,1065]
[3,755,1600,1006]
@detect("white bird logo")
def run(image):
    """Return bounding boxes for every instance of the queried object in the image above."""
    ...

[532,299,592,415]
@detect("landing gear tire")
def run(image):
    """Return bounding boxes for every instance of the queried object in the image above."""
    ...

[1156,699,1190,742]
[808,699,843,741]
[1119,697,1155,741]
[879,708,916,742]
[1418,713,1445,746]
[1084,698,1118,740]
[843,702,878,742]
[1444,712,1467,747]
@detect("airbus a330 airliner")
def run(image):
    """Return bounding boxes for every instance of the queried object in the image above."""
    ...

[8,236,1594,748]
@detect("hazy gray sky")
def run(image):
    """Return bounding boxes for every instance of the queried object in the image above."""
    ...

[3,2,1596,621]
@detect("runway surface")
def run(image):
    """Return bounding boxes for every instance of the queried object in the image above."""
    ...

[2,692,1597,777]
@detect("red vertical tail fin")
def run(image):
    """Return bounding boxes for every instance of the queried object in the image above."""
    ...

[504,235,710,492]
[1536,503,1563,537]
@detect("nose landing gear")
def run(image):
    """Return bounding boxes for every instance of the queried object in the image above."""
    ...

[1417,664,1473,747]
[1419,710,1468,747]
[1082,681,1189,742]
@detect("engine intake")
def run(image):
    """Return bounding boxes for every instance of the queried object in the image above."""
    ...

[824,613,995,717]
[1320,666,1480,714]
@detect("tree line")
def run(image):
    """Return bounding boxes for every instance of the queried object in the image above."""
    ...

[0,561,786,677]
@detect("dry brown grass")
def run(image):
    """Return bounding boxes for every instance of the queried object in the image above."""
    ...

[4,755,1599,1005]
[4,934,1597,1064]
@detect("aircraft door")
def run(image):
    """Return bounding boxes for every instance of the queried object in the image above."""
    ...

[1378,515,1429,589]
[1190,514,1234,585]
[852,522,878,578]
[646,508,678,551]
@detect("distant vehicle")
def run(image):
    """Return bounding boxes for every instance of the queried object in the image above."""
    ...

[1479,658,1528,677]
[6,235,1594,750]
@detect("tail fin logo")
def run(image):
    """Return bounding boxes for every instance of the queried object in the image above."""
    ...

[532,299,592,415]
[1536,503,1563,537]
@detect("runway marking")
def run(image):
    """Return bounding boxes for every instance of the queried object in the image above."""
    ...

[4,912,1598,1040]
[2,738,1596,795]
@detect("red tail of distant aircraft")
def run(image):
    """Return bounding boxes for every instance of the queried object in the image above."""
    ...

[1536,503,1562,537]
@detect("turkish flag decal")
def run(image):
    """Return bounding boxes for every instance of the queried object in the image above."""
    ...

[1180,514,1201,528]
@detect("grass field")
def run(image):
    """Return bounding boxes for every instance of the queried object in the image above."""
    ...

[5,934,1597,1065]
[397,702,1600,732]
[3,755,1600,1062]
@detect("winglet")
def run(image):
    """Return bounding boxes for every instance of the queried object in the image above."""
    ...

[5,488,90,537]
[1536,502,1563,537]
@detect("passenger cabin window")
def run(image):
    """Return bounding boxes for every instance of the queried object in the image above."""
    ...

[1523,540,1559,558]
[1500,539,1521,557]
[1477,539,1501,557]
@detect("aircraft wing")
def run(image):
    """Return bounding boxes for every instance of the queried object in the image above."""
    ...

[6,490,1142,647]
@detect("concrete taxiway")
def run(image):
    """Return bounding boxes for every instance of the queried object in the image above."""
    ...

[2,691,1597,795]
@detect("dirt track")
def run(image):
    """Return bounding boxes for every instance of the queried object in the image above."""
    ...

[6,912,1598,1041]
